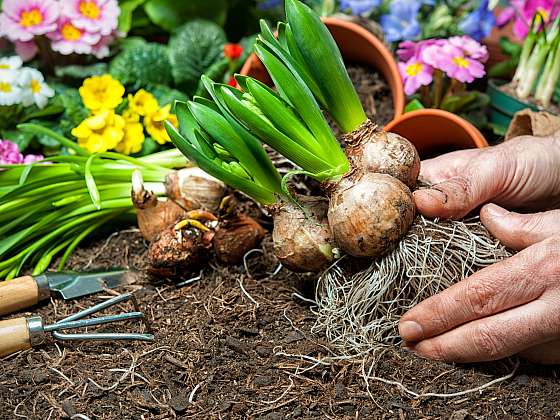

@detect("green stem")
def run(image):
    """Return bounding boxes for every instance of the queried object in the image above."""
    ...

[17,123,90,156]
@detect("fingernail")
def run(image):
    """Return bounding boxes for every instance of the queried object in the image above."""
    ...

[484,203,507,218]
[399,321,424,342]
[423,188,448,204]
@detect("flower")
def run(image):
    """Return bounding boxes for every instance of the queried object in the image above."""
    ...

[380,0,422,42]
[0,56,22,71]
[339,0,381,15]
[449,36,489,62]
[144,104,178,145]
[498,0,559,39]
[0,139,43,165]
[0,70,21,106]
[128,89,159,117]
[71,109,125,153]
[397,39,446,62]
[79,74,124,112]
[60,0,119,36]
[91,34,115,58]
[398,58,434,95]
[422,42,486,83]
[458,0,496,41]
[18,67,55,108]
[115,120,144,155]
[0,0,59,42]
[48,17,101,55]
[224,43,244,61]
[227,76,238,88]
[14,40,39,61]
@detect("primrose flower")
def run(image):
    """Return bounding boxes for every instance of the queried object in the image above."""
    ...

[398,58,434,95]
[71,109,125,153]
[115,118,145,155]
[422,42,485,83]
[144,104,178,145]
[79,74,124,112]
[458,0,496,41]
[397,39,446,62]
[498,0,559,39]
[60,0,119,37]
[0,70,21,106]
[0,56,22,71]
[224,43,244,61]
[14,40,39,61]
[18,67,55,109]
[128,90,159,117]
[380,0,422,42]
[0,0,59,42]
[339,0,381,15]
[91,34,114,59]
[449,36,489,62]
[48,17,101,55]
[0,139,43,165]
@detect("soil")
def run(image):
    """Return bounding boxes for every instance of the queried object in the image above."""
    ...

[1,229,560,419]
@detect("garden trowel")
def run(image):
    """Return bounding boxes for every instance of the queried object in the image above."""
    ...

[0,269,133,316]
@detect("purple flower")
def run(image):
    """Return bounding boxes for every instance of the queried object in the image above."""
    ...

[0,139,43,165]
[449,36,489,62]
[459,0,496,41]
[340,0,381,15]
[422,42,486,83]
[397,39,446,62]
[380,0,422,43]
[398,58,434,95]
[0,0,59,42]
[60,0,119,37]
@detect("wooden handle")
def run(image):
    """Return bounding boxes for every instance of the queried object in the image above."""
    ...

[0,318,31,357]
[0,276,40,316]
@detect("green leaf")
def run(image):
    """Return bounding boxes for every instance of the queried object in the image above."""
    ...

[118,0,147,33]
[194,58,229,97]
[404,99,425,113]
[110,42,173,88]
[168,20,227,94]
[1,130,34,152]
[54,63,109,81]
[84,155,101,210]
[284,0,366,132]
[148,84,189,106]
[144,0,227,32]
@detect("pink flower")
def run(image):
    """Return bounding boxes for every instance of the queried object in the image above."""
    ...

[48,17,101,55]
[449,36,489,63]
[0,139,43,165]
[398,58,434,95]
[23,153,44,164]
[422,42,485,83]
[14,40,39,61]
[91,34,116,58]
[497,0,560,39]
[60,0,119,37]
[0,0,59,42]
[397,39,446,62]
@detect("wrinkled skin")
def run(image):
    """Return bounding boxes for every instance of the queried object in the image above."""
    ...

[328,172,415,258]
[214,214,266,265]
[272,196,336,273]
[400,133,560,364]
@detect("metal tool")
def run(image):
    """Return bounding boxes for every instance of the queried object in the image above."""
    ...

[0,293,154,357]
[0,269,131,316]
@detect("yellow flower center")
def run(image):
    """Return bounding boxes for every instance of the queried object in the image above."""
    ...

[20,8,43,27]
[31,79,41,94]
[406,63,423,77]
[453,56,470,68]
[535,7,550,25]
[79,1,101,19]
[61,22,82,41]
[0,64,9,69]
[0,82,12,93]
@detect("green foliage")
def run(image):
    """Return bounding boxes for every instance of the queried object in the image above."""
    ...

[168,20,227,94]
[144,0,227,32]
[54,63,109,82]
[148,84,189,106]
[110,41,173,88]
[118,0,147,33]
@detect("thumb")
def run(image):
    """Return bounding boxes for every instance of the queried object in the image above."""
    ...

[480,204,560,250]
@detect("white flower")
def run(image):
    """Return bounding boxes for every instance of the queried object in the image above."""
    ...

[18,67,54,109]
[0,56,23,71]
[0,70,22,106]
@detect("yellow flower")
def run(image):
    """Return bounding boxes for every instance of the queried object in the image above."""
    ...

[79,74,125,113]
[122,107,140,123]
[128,89,159,116]
[71,110,125,153]
[144,104,178,144]
[115,121,145,155]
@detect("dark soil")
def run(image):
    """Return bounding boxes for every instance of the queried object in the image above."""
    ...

[1,229,560,419]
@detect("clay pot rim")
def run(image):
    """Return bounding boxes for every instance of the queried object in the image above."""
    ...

[384,108,489,149]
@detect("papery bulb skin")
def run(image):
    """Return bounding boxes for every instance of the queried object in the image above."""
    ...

[327,172,415,258]
[272,196,337,273]
[165,167,226,212]
[214,214,266,265]
[344,119,420,189]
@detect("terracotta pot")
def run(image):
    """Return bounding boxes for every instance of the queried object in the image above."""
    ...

[384,109,488,159]
[239,17,405,125]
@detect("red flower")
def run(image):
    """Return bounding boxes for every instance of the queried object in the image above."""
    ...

[224,43,243,61]
[227,76,238,88]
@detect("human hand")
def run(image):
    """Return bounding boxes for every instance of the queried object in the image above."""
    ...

[399,133,560,364]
